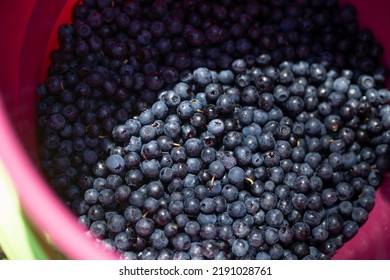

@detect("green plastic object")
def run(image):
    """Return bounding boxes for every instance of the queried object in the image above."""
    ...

[0,161,50,260]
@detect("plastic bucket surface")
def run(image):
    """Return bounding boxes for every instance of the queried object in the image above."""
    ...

[0,0,390,260]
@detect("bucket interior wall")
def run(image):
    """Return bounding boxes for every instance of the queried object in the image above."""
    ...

[0,0,390,259]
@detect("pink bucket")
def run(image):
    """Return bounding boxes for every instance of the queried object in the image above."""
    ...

[0,0,389,259]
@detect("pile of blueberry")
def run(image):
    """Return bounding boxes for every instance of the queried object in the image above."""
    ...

[36,0,390,259]
[82,62,390,260]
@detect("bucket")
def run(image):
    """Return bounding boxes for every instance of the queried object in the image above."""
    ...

[0,0,389,260]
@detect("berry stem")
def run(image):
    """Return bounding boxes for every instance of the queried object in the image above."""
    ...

[210,176,215,189]
[245,177,254,185]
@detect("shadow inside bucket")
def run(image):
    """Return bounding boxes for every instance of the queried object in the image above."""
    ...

[378,174,390,204]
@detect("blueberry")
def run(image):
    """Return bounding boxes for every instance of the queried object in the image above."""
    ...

[257,132,276,151]
[338,200,353,217]
[164,121,181,139]
[304,152,322,169]
[223,131,243,150]
[285,96,305,116]
[151,100,169,119]
[106,154,125,174]
[264,150,281,167]
[216,94,236,114]
[163,222,178,238]
[107,214,126,233]
[88,205,105,221]
[139,125,157,142]
[231,239,249,257]
[294,175,311,193]
[139,248,158,260]
[190,112,207,128]
[265,209,284,227]
[278,225,294,244]
[205,83,223,101]
[230,59,246,73]
[358,75,375,90]
[193,67,213,87]
[199,131,215,147]
[207,119,225,136]
[188,242,203,259]
[227,200,247,218]
[114,232,131,251]
[112,125,131,142]
[138,109,155,125]
[357,195,375,212]
[218,70,234,85]
[242,123,262,137]
[186,157,202,174]
[185,221,201,238]
[135,218,155,237]
[256,252,272,260]
[143,197,159,215]
[268,166,284,184]
[234,146,252,166]
[84,188,99,205]
[177,101,195,119]
[140,159,161,179]
[201,239,220,259]
[214,196,227,213]
[183,173,199,188]
[305,118,323,136]
[260,192,278,211]
[220,152,237,170]
[184,138,203,157]
[200,198,217,214]
[98,188,115,207]
[228,166,245,189]
[90,220,107,239]
[322,188,338,207]
[302,210,322,227]
[146,181,164,199]
[351,207,368,225]
[342,220,359,239]
[218,224,234,242]
[78,215,91,229]
[171,233,191,251]
[292,222,311,241]
[141,141,162,159]
[325,213,344,235]
[124,205,142,224]
[221,184,239,203]
[200,223,218,239]
[125,136,142,153]
[251,152,265,167]
[125,119,141,136]
[129,190,146,208]
[196,213,217,227]
[150,229,169,250]
[292,193,308,211]
[232,218,251,238]
[316,163,333,181]
[265,226,280,245]
[171,146,187,163]
[307,192,323,211]
[164,90,181,107]
[336,182,354,201]
[270,243,284,260]
[333,77,351,93]
[106,174,122,190]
